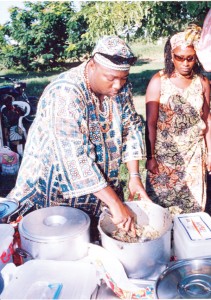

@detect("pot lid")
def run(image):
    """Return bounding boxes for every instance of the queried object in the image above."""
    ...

[156,258,211,299]
[0,198,19,219]
[19,206,90,241]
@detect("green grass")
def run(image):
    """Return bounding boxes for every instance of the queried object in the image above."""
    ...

[0,69,59,99]
[128,41,164,118]
[130,42,164,94]
[119,42,165,193]
[131,40,165,59]
[0,41,165,100]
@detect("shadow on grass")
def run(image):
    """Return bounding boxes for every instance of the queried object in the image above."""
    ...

[135,58,154,66]
[129,69,160,96]
[0,70,58,81]
[26,80,53,98]
[1,61,161,98]
[0,62,82,80]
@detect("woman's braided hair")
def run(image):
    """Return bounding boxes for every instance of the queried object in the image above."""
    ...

[163,36,204,78]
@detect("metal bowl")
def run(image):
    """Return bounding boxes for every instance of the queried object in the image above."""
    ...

[156,258,211,299]
[0,197,19,223]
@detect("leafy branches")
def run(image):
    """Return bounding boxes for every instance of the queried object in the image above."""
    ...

[0,1,210,71]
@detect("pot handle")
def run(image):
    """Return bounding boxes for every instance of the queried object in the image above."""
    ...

[7,201,25,223]
[15,247,34,260]
[7,200,35,223]
[101,206,113,218]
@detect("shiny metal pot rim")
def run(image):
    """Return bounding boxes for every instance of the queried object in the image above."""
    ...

[19,206,91,242]
[18,206,91,261]
[0,197,19,223]
[155,257,211,299]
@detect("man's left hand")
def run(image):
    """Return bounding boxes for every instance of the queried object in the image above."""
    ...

[128,176,151,202]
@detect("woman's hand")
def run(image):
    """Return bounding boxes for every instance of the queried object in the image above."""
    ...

[146,157,159,174]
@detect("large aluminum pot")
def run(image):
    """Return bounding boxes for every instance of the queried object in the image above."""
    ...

[98,201,172,279]
[156,257,211,299]
[18,206,90,261]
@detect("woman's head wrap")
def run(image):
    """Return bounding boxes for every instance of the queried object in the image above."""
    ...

[92,35,137,71]
[170,24,201,50]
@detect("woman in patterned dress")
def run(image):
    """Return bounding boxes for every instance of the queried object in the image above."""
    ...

[145,25,211,213]
[8,36,151,234]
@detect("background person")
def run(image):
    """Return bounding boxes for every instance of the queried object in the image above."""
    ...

[145,25,211,213]
[7,36,151,236]
[1,94,25,154]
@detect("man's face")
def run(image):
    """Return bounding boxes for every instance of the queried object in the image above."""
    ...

[89,60,130,97]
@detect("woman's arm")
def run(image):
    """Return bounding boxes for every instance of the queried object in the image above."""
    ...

[145,73,161,174]
[201,76,211,172]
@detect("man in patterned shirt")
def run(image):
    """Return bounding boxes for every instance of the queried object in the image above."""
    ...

[8,36,151,235]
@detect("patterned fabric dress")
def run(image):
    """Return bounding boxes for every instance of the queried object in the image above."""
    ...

[146,72,207,213]
[7,62,145,217]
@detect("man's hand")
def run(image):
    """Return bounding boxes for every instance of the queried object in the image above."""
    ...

[128,176,152,202]
[94,186,136,233]
[108,201,136,233]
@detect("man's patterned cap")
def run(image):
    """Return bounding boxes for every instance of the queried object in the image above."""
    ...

[92,35,137,71]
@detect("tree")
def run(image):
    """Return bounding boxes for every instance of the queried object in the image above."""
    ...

[66,5,91,61]
[75,1,211,43]
[2,1,75,70]
[0,1,211,71]
[72,1,147,42]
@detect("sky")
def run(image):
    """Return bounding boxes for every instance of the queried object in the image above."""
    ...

[1,1,25,24]
[0,0,82,25]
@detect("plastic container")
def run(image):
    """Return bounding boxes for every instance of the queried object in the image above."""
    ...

[173,212,211,259]
[0,146,19,175]
[0,260,98,299]
[0,224,14,271]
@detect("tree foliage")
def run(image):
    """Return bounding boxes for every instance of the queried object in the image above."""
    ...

[1,1,75,70]
[74,1,146,41]
[0,1,210,71]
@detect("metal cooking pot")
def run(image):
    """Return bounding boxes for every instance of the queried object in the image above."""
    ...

[0,197,19,223]
[18,206,91,261]
[98,200,173,279]
[156,257,211,299]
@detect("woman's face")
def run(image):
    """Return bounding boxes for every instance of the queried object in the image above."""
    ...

[171,45,196,76]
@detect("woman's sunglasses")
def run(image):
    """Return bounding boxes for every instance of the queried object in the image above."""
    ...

[93,52,137,66]
[173,53,196,63]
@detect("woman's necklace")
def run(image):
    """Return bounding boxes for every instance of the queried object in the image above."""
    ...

[84,65,113,133]
[173,70,194,79]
